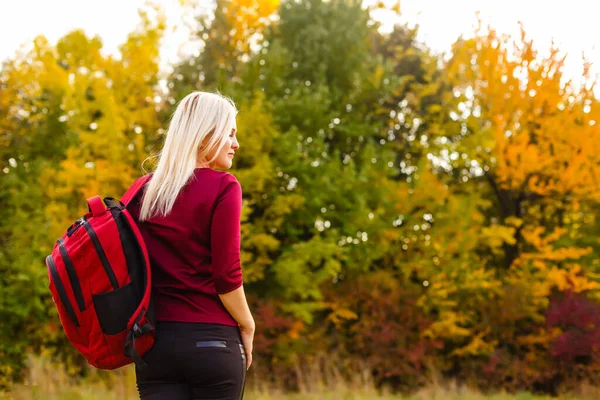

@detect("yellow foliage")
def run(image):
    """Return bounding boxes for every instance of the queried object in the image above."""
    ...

[504,216,523,228]
[481,224,517,249]
[517,328,560,347]
[451,329,498,357]
[326,307,359,329]
[423,311,471,340]
[20,11,167,232]
[520,225,592,261]
[222,0,280,56]
[547,264,600,293]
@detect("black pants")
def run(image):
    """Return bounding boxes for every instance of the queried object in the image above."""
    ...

[136,322,247,400]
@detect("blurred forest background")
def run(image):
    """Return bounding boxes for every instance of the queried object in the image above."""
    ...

[2,0,600,397]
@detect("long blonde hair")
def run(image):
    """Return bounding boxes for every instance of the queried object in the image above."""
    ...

[138,91,237,221]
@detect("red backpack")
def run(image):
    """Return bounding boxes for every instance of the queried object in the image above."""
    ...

[45,175,154,369]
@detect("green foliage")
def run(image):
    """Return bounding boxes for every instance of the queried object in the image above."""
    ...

[2,0,600,396]
[0,6,164,387]
[273,0,371,94]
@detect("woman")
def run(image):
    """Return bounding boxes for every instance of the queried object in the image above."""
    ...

[127,91,254,400]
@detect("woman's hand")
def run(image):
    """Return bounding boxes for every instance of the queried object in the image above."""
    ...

[217,285,255,370]
[240,324,254,370]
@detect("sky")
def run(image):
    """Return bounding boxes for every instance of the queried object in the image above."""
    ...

[0,0,598,83]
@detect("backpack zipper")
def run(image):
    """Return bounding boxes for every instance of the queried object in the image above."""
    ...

[67,218,85,237]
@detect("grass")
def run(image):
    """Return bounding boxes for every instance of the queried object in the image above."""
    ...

[2,356,600,400]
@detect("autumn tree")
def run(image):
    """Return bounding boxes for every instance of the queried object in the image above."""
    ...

[167,0,279,101]
[428,22,600,388]
[4,0,600,394]
[0,7,164,385]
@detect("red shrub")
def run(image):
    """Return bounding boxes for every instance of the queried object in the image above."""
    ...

[323,271,442,390]
[546,290,600,363]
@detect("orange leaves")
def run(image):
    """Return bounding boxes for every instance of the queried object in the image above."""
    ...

[326,306,358,329]
[222,0,280,55]
[445,21,600,313]
[448,21,600,201]
[288,320,305,339]
[433,20,600,369]
[546,264,600,293]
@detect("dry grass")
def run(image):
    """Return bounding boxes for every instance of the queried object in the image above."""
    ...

[1,355,599,400]
[1,356,136,400]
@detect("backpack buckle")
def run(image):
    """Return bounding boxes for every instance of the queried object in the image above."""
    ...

[132,321,155,337]
[133,323,143,336]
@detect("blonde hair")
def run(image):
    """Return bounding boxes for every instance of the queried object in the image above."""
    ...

[138,91,237,221]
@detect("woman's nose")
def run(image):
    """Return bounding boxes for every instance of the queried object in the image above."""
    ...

[232,137,240,149]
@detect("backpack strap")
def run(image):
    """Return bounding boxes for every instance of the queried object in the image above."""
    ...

[121,175,152,206]
[119,175,155,369]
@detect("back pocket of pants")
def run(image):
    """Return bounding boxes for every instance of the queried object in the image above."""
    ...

[93,283,137,335]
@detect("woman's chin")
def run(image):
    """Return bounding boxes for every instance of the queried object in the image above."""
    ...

[216,161,233,170]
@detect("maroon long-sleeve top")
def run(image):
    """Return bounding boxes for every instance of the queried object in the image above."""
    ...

[127,168,243,326]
